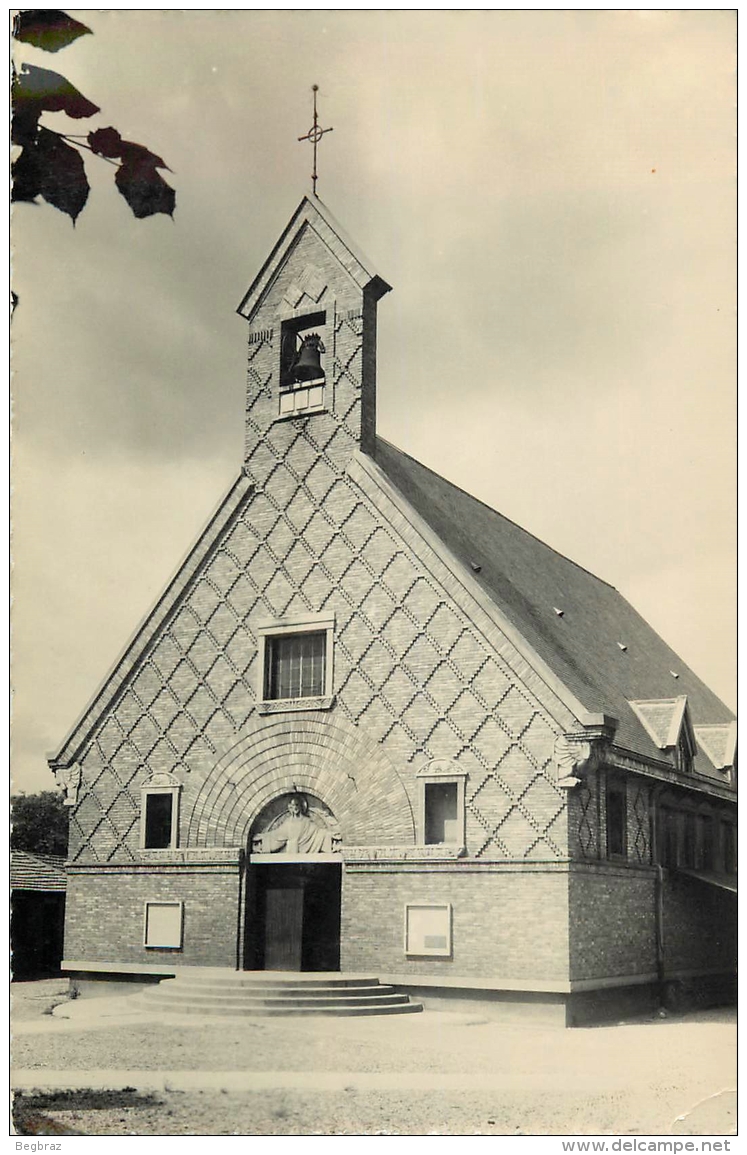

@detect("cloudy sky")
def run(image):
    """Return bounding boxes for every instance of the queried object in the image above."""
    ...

[12,10,736,794]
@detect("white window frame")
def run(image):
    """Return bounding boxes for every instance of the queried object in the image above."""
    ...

[140,777,181,851]
[416,761,468,848]
[404,902,453,958]
[143,900,183,949]
[256,612,335,715]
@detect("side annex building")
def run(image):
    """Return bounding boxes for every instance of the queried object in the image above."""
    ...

[50,196,737,1025]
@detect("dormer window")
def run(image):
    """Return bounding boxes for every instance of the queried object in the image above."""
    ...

[279,311,327,418]
[673,729,695,775]
[628,695,700,776]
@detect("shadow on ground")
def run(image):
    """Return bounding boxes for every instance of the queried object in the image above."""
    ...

[13,1089,163,1136]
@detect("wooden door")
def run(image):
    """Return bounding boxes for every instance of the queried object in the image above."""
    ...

[264,885,304,970]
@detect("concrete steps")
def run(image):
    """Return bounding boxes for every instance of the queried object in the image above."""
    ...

[137,971,423,1018]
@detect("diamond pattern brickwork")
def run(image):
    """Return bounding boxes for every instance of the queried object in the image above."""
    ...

[70,238,566,864]
[630,781,651,864]
[571,779,598,860]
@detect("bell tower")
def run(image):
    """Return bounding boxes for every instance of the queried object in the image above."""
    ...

[236,195,391,478]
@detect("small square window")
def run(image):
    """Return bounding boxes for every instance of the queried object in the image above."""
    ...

[265,631,326,701]
[256,615,335,714]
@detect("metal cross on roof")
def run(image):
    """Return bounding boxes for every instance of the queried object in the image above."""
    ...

[298,84,333,197]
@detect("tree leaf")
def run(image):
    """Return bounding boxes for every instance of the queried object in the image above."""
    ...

[13,9,92,53]
[120,140,171,172]
[11,104,39,147]
[13,63,99,121]
[11,145,42,203]
[115,154,176,219]
[87,126,123,159]
[35,127,90,222]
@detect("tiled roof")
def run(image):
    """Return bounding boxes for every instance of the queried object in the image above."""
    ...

[373,437,734,769]
[10,850,67,892]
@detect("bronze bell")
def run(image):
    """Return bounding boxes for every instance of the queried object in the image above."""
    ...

[292,333,325,382]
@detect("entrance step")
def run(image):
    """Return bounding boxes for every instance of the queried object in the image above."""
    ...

[136,971,423,1018]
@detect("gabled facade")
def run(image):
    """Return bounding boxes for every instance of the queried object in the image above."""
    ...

[50,196,736,1024]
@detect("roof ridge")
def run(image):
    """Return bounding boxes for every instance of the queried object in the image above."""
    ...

[375,436,618,592]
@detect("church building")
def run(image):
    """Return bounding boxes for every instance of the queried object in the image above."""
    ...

[50,194,736,1025]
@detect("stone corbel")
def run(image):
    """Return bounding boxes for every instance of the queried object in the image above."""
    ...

[553,728,612,789]
[553,736,592,788]
[54,763,81,806]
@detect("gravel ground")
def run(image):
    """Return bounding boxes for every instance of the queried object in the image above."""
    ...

[11,980,737,1136]
[11,979,70,1022]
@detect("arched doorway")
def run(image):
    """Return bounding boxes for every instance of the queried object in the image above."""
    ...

[244,791,342,972]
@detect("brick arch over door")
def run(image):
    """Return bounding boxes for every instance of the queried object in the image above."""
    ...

[184,712,416,848]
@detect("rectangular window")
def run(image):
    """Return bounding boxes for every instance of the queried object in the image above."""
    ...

[424,782,459,845]
[697,815,714,871]
[606,778,627,858]
[265,631,326,700]
[682,812,696,868]
[660,808,680,868]
[722,822,737,874]
[144,793,174,849]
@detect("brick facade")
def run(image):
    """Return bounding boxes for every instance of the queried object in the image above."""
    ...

[64,855,241,969]
[659,874,737,976]
[342,864,569,982]
[568,865,657,982]
[51,196,735,1019]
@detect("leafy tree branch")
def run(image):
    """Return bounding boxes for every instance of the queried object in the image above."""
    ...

[11,10,176,223]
